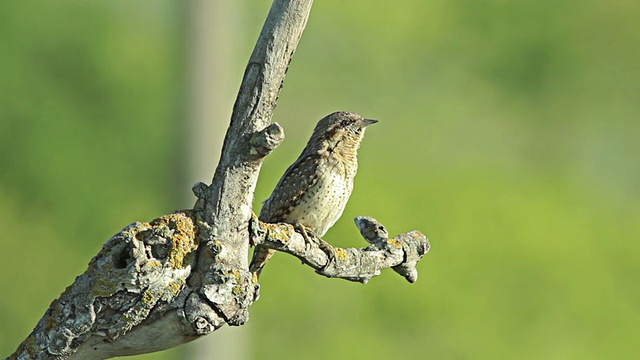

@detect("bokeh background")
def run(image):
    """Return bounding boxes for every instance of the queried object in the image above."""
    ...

[1,0,639,359]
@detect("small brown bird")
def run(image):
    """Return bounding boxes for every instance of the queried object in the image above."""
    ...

[250,111,377,277]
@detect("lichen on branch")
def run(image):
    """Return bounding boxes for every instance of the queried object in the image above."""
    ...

[249,214,430,284]
[11,212,201,359]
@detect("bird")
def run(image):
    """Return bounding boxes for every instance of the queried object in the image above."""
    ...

[249,111,377,277]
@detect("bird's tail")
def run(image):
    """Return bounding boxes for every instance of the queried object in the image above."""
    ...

[249,245,275,278]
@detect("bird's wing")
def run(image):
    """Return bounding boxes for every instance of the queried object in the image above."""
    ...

[259,153,322,223]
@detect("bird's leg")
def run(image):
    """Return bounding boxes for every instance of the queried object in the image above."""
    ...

[293,223,336,265]
[293,223,314,248]
[317,238,337,266]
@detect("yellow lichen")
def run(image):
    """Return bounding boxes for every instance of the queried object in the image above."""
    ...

[167,280,184,295]
[142,211,199,269]
[388,238,402,247]
[142,290,157,305]
[335,248,349,260]
[264,222,295,244]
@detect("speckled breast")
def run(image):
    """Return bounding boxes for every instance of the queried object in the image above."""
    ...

[283,165,354,237]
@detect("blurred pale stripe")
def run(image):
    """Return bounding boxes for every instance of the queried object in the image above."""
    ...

[183,1,249,360]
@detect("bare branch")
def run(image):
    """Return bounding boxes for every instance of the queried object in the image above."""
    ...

[11,212,203,360]
[188,0,314,330]
[249,215,430,284]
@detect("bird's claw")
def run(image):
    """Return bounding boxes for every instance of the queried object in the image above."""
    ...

[294,223,314,247]
[293,223,337,265]
[317,238,337,264]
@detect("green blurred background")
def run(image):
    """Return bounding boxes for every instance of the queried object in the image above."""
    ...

[1,0,639,359]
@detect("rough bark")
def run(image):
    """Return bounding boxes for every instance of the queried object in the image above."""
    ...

[8,0,430,359]
[249,215,429,285]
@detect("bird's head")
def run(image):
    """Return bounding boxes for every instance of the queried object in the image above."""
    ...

[310,111,377,155]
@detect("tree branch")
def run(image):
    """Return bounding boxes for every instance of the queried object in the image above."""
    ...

[249,215,430,285]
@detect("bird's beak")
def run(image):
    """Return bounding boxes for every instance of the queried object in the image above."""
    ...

[361,118,378,127]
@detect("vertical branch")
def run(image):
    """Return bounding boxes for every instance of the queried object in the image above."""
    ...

[195,0,313,270]
[190,0,314,324]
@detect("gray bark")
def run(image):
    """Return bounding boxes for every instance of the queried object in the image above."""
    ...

[8,0,430,359]
[249,215,429,285]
